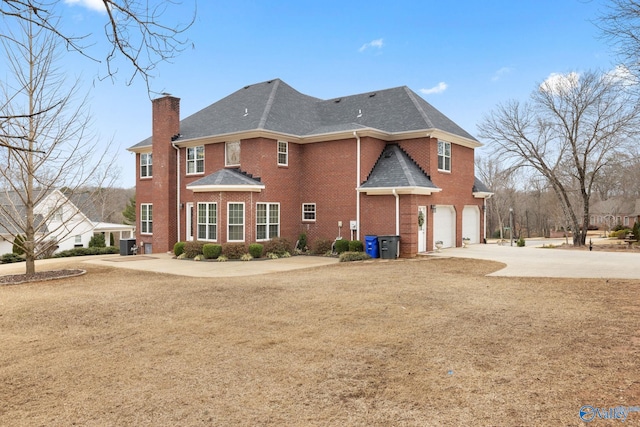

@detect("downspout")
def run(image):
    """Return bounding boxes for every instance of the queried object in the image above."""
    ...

[354,131,361,240]
[172,142,180,243]
[392,188,400,235]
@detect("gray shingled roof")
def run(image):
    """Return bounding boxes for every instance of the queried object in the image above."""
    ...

[360,144,438,190]
[188,168,263,187]
[130,79,478,149]
[472,177,492,194]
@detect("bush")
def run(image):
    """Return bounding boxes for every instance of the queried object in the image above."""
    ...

[263,237,292,256]
[203,243,222,259]
[53,246,118,257]
[296,233,307,251]
[222,243,246,259]
[312,238,332,255]
[248,243,263,258]
[612,229,631,239]
[88,234,106,248]
[184,241,205,258]
[174,242,186,257]
[241,253,253,261]
[516,237,526,247]
[349,240,363,252]
[633,222,640,241]
[334,239,349,254]
[339,251,371,262]
[13,234,26,255]
[1,253,25,264]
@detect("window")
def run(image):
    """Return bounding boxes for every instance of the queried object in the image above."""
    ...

[74,235,82,246]
[624,216,630,226]
[227,203,244,241]
[141,204,153,234]
[225,141,240,166]
[437,140,451,172]
[277,141,288,166]
[141,153,152,177]
[51,207,63,222]
[197,203,217,241]
[302,203,316,221]
[257,203,280,240]
[187,146,205,174]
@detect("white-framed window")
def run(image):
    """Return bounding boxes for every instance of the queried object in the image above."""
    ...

[437,140,451,172]
[187,146,205,174]
[140,152,152,178]
[197,202,217,241]
[74,235,82,245]
[227,202,244,241]
[302,203,316,222]
[624,216,630,226]
[141,204,153,234]
[257,203,280,240]
[225,141,240,166]
[277,141,288,166]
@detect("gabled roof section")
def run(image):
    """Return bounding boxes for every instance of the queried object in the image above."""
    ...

[186,168,265,193]
[472,177,493,199]
[129,79,480,150]
[359,144,440,195]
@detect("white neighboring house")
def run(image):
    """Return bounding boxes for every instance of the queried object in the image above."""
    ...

[0,189,135,255]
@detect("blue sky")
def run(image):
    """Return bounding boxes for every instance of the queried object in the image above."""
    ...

[13,0,620,187]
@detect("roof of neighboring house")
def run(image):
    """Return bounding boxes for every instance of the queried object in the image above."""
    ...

[359,144,439,192]
[591,198,640,215]
[130,79,479,150]
[473,177,492,194]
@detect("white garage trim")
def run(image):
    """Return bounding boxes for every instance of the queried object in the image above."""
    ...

[462,206,480,244]
[433,205,456,248]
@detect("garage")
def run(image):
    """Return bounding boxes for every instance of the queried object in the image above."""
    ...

[433,205,456,248]
[462,206,480,244]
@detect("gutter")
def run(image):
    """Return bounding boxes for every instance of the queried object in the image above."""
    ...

[354,131,361,241]
[392,188,400,235]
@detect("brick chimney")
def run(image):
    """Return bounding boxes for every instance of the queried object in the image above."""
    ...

[150,95,180,253]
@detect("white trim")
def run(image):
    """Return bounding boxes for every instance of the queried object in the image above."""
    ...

[256,202,280,241]
[225,141,241,167]
[186,184,264,193]
[140,203,153,235]
[186,145,205,175]
[227,202,245,242]
[357,186,441,196]
[196,202,217,241]
[437,140,451,172]
[140,152,152,178]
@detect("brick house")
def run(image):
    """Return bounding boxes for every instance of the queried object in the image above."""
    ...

[128,79,491,257]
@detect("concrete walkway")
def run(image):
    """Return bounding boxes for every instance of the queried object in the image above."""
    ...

[82,253,340,278]
[429,241,640,279]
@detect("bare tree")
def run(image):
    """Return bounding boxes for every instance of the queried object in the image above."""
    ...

[475,156,518,239]
[0,15,117,274]
[0,0,194,88]
[599,0,640,81]
[478,70,640,246]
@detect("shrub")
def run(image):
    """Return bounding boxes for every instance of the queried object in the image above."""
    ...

[296,233,307,251]
[241,253,253,261]
[312,238,332,255]
[184,241,205,258]
[516,237,526,247]
[174,241,186,257]
[339,251,372,262]
[349,240,363,252]
[263,237,292,256]
[203,243,222,259]
[334,239,349,254]
[1,253,25,264]
[53,246,118,258]
[222,243,246,259]
[217,255,228,262]
[248,243,263,258]
[194,254,205,261]
[12,234,26,255]
[633,222,640,241]
[89,234,106,248]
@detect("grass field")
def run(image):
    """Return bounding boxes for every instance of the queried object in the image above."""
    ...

[1,257,639,426]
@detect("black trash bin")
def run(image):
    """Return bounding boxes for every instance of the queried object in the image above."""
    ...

[119,238,137,256]
[365,235,379,258]
[378,235,400,259]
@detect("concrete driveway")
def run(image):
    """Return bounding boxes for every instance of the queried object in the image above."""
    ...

[429,242,640,279]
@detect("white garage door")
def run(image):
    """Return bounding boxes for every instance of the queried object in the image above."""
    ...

[433,205,455,248]
[462,206,480,244]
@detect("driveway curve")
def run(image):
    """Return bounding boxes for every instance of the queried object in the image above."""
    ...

[429,243,640,279]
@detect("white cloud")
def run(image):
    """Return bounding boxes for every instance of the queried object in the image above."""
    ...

[64,0,106,13]
[359,38,384,53]
[540,72,580,94]
[491,67,513,82]
[604,64,638,86]
[420,82,448,95]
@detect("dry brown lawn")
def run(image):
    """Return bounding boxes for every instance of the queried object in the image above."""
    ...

[1,257,639,426]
